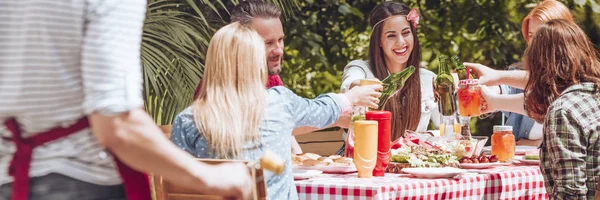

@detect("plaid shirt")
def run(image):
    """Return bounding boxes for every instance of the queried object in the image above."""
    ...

[541,82,600,199]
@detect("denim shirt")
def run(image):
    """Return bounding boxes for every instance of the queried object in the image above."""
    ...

[170,86,345,200]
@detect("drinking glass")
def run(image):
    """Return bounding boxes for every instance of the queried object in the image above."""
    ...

[457,79,482,117]
[439,116,460,139]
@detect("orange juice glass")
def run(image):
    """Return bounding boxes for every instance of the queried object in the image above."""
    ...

[358,79,382,113]
[454,123,461,135]
[440,124,446,137]
[439,116,460,138]
[353,120,378,178]
[457,79,482,117]
[440,123,461,139]
[491,125,515,162]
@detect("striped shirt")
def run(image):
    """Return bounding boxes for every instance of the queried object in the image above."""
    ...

[0,0,147,186]
[541,83,600,199]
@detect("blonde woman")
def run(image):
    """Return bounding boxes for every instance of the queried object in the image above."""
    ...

[170,23,381,200]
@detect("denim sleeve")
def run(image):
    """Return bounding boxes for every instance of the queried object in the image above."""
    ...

[170,108,198,155]
[275,86,343,128]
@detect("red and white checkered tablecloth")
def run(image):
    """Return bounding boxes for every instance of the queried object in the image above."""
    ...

[295,165,548,200]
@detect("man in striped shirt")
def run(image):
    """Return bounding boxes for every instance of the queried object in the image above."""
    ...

[0,1,252,199]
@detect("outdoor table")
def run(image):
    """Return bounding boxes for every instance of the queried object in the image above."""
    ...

[295,165,547,200]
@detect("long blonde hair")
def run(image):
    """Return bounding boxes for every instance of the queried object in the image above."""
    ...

[193,23,268,159]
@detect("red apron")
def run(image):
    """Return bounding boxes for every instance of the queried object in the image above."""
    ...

[3,117,151,200]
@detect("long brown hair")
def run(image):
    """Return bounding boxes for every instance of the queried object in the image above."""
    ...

[368,2,421,139]
[524,19,600,122]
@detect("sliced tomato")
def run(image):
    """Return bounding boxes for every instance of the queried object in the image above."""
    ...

[391,137,404,150]
[408,137,420,145]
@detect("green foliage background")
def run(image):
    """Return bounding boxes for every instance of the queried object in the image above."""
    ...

[143,0,600,136]
[281,0,599,136]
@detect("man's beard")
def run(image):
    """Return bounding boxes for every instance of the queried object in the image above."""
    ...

[267,57,282,75]
[268,64,282,75]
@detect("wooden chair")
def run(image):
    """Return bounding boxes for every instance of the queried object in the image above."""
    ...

[160,125,173,139]
[153,125,267,200]
[153,159,267,200]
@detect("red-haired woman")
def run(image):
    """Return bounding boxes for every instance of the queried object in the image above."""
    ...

[471,19,600,199]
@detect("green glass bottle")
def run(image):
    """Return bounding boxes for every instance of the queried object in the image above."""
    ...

[452,55,475,80]
[435,56,456,116]
[376,66,415,110]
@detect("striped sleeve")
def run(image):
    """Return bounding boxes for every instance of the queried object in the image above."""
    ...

[81,0,147,115]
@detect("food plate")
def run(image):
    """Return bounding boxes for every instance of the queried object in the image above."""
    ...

[401,167,466,178]
[482,145,538,155]
[293,169,323,180]
[292,153,356,173]
[513,156,540,165]
[294,165,357,174]
[459,162,510,169]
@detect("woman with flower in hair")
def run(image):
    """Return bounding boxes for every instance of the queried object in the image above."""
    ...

[341,2,439,141]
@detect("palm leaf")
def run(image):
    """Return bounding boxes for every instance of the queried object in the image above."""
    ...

[141,0,299,125]
[142,2,208,125]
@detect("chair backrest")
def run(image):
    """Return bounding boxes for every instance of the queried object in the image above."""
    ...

[160,125,173,139]
[153,159,267,200]
[295,127,344,156]
[154,125,267,200]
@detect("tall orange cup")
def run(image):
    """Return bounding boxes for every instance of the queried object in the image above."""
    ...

[353,120,378,178]
[491,125,515,162]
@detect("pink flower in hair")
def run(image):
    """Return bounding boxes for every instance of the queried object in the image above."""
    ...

[406,8,419,28]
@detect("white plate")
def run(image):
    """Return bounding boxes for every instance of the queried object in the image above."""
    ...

[293,169,323,180]
[513,157,540,165]
[459,162,511,169]
[482,146,538,155]
[294,165,357,174]
[401,167,466,178]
